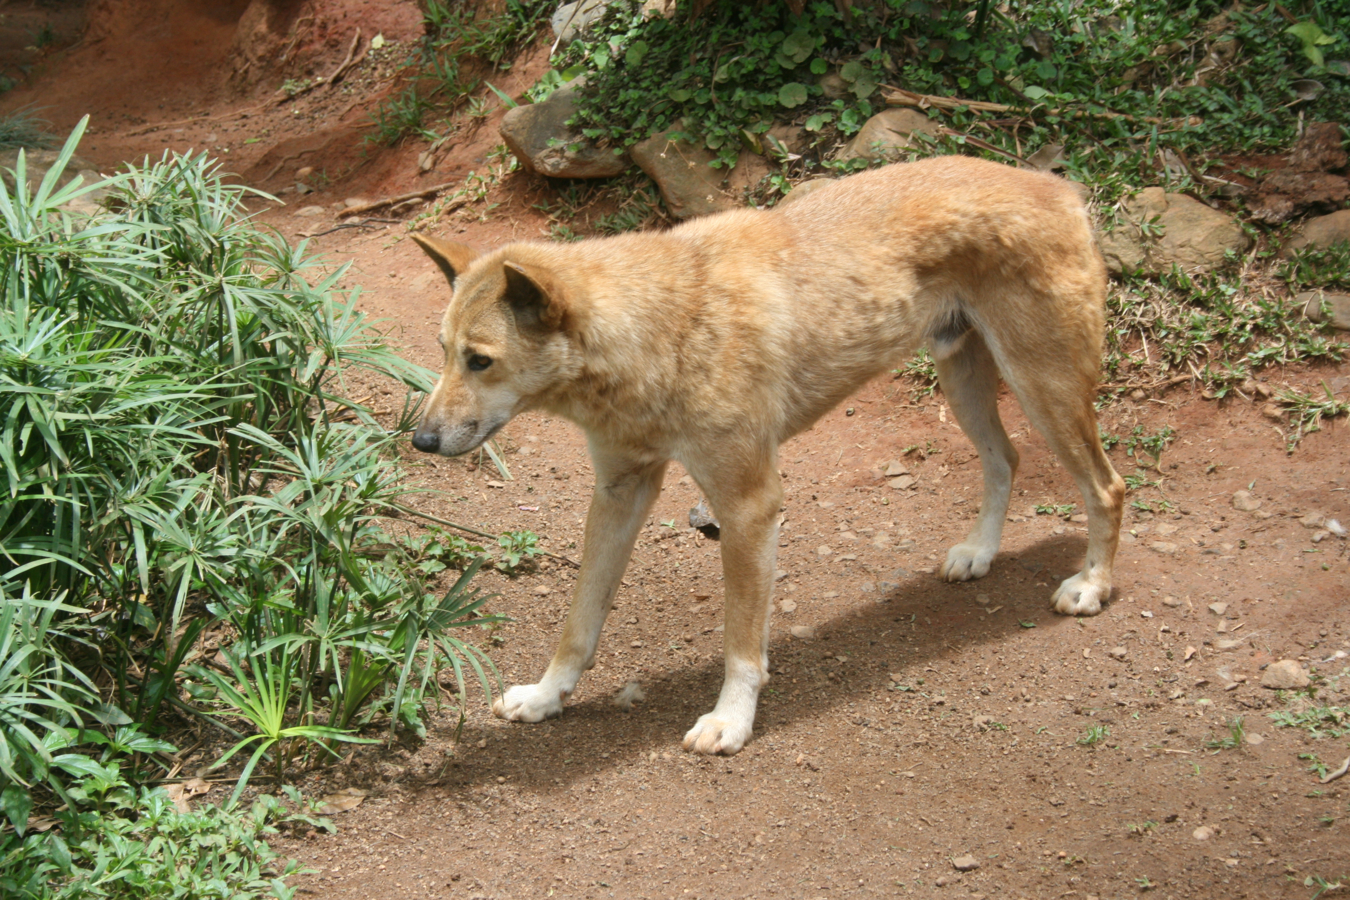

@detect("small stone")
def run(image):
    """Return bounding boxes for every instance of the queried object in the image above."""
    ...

[1231,490,1261,512]
[1162,596,1183,608]
[790,625,816,640]
[1193,825,1215,841]
[974,593,991,606]
[343,197,370,209]
[1245,732,1264,746]
[1155,522,1179,536]
[778,598,797,614]
[1069,513,1089,523]
[951,854,980,872]
[293,205,326,217]
[533,585,552,596]
[295,166,314,180]
[1261,402,1285,421]
[935,875,954,886]
[1149,541,1178,555]
[1108,646,1127,661]
[1300,512,1326,529]
[294,182,313,195]
[1261,659,1310,690]
[884,460,908,477]
[1208,602,1228,616]
[774,569,788,582]
[1130,389,1146,401]
[816,545,834,558]
[889,474,917,490]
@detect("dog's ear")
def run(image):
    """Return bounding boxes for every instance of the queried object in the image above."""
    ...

[412,234,479,287]
[502,260,567,331]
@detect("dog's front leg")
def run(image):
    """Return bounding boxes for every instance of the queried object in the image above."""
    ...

[493,451,667,724]
[682,455,783,755]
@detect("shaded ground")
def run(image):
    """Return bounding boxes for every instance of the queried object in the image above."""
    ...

[3,3,1348,898]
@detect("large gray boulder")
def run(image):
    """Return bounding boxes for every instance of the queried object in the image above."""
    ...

[498,81,629,179]
[1097,187,1251,275]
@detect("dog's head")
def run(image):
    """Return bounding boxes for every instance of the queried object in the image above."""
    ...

[409,234,575,456]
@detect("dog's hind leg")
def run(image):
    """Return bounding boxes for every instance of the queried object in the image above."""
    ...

[980,299,1125,617]
[494,450,667,723]
[934,330,1020,582]
[681,447,783,755]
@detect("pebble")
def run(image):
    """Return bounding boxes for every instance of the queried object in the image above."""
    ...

[1162,595,1183,608]
[975,593,991,606]
[1193,825,1215,841]
[1261,402,1285,421]
[889,474,917,490]
[295,166,314,180]
[951,855,980,871]
[1300,512,1325,529]
[293,205,327,217]
[816,545,833,558]
[790,625,816,640]
[778,598,797,614]
[1149,541,1178,554]
[1208,602,1228,616]
[1261,659,1310,689]
[1108,646,1128,660]
[1231,490,1261,512]
[533,585,552,596]
[884,460,908,477]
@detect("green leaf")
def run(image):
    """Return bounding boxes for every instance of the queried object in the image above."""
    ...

[1,784,32,835]
[810,58,828,75]
[805,113,832,131]
[625,40,648,68]
[840,60,865,83]
[977,67,995,87]
[780,30,816,64]
[778,82,809,108]
[1023,85,1050,100]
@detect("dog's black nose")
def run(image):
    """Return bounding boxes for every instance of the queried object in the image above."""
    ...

[411,429,440,453]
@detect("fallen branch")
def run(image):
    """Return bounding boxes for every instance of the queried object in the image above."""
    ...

[882,85,1184,127]
[297,217,400,238]
[337,182,463,218]
[1322,756,1350,785]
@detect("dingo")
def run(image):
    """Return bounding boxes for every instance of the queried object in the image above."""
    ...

[410,155,1124,755]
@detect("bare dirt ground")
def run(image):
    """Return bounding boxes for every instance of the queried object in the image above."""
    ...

[4,3,1348,898]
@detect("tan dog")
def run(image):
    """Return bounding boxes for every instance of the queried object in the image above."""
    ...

[409,156,1124,755]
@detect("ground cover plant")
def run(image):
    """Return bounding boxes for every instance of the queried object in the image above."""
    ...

[0,118,513,895]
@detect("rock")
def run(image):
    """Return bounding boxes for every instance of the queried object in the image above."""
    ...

[884,460,909,477]
[816,545,834,558]
[689,499,720,539]
[295,166,314,180]
[294,182,313,194]
[342,197,370,209]
[778,598,797,614]
[0,148,110,216]
[630,128,738,219]
[550,0,613,44]
[1231,490,1261,512]
[1108,646,1128,660]
[1097,187,1251,275]
[500,81,630,179]
[533,585,552,596]
[1193,825,1215,841]
[1283,209,1350,256]
[889,474,917,490]
[790,624,816,640]
[1162,596,1183,608]
[1261,659,1310,690]
[293,205,327,217]
[776,177,833,209]
[838,109,940,162]
[1300,512,1326,529]
[975,593,991,606]
[818,72,850,100]
[1299,290,1350,331]
[1209,602,1228,616]
[1249,124,1350,224]
[951,855,980,872]
[1261,402,1285,421]
[1149,541,1178,555]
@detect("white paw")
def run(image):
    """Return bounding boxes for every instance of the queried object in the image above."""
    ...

[1051,572,1110,616]
[682,713,753,756]
[492,682,566,723]
[941,542,995,582]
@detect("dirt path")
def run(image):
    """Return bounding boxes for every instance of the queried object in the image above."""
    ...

[4,4,1348,898]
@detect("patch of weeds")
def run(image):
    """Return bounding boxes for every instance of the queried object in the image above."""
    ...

[534,174,664,239]
[0,107,53,150]
[368,83,436,145]
[1275,382,1350,451]
[279,77,314,98]
[1035,503,1076,518]
[1123,425,1176,467]
[1077,724,1109,746]
[1127,820,1159,837]
[1123,471,1160,491]
[1307,874,1348,900]
[895,348,939,399]
[497,530,541,573]
[1301,752,1330,780]
[1205,716,1246,751]
[1282,242,1350,293]
[1269,706,1349,739]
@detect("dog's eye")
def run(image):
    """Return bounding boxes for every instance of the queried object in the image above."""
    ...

[467,354,493,372]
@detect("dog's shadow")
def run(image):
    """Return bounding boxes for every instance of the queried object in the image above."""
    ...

[426,533,1091,793]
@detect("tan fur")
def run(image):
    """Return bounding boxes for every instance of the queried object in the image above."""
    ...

[410,156,1125,755]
